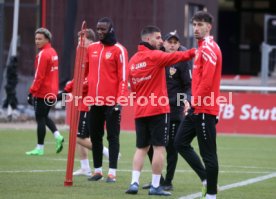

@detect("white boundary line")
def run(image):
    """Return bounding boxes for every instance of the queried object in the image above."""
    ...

[1,169,276,199]
[220,85,276,92]
[0,169,65,173]
[178,172,276,199]
[1,169,275,175]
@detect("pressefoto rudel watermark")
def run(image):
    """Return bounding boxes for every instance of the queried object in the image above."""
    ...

[44,92,233,107]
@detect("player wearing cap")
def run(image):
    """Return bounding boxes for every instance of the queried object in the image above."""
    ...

[162,30,192,190]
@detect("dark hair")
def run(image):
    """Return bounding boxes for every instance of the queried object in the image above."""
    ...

[140,25,161,38]
[97,17,114,31]
[35,28,52,41]
[191,11,213,24]
[78,28,96,41]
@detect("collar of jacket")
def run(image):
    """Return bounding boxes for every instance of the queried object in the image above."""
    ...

[40,43,51,50]
[100,30,117,46]
[198,35,213,46]
[139,42,155,50]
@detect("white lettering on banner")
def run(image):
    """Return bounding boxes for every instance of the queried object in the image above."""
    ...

[240,104,276,121]
[219,104,234,119]
[240,104,250,120]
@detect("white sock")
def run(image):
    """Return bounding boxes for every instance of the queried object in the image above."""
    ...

[53,131,61,139]
[36,144,44,150]
[108,168,116,176]
[102,146,109,158]
[80,159,90,170]
[202,179,207,187]
[94,167,102,174]
[151,174,161,188]
[131,170,141,185]
[206,194,216,199]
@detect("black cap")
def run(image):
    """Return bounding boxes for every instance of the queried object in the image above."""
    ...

[164,30,180,41]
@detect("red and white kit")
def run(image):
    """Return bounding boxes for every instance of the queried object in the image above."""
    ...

[29,43,59,99]
[86,41,128,105]
[192,36,222,116]
[129,45,195,118]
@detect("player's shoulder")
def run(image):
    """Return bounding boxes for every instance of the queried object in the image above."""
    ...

[87,41,100,48]
[115,42,128,52]
[39,48,54,59]
[202,36,219,50]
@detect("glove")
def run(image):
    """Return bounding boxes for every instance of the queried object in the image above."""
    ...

[184,100,191,116]
[56,90,67,101]
[215,116,219,124]
[27,93,33,105]
[113,104,122,112]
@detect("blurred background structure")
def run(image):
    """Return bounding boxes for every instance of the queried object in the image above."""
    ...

[0,0,275,134]
[1,0,276,104]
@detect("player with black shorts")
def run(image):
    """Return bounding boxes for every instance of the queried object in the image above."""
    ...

[125,25,195,196]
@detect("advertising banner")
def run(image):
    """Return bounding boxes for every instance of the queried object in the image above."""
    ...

[121,92,276,135]
[217,92,276,135]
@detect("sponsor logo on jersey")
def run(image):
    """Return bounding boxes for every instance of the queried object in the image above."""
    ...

[51,66,58,71]
[91,51,98,57]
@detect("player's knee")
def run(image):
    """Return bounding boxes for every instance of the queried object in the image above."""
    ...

[173,139,182,152]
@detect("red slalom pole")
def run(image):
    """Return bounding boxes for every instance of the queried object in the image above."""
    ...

[64,21,87,186]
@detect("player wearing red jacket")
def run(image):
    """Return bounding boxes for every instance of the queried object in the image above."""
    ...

[26,28,64,156]
[58,29,110,176]
[86,17,128,183]
[60,29,94,176]
[125,25,195,196]
[174,11,222,199]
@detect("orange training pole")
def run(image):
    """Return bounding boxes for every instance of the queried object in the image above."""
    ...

[64,21,87,186]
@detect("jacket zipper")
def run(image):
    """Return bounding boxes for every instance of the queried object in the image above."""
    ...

[96,45,104,100]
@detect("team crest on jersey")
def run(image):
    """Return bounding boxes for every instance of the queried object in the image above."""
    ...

[169,67,177,76]
[105,52,112,59]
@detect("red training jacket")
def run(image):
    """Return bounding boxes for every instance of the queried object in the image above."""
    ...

[86,42,128,105]
[64,65,89,112]
[29,43,59,99]
[192,36,222,116]
[129,45,195,118]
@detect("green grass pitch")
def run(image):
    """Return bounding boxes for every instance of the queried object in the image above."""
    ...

[0,127,276,199]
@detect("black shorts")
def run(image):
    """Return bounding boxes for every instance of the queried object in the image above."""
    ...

[135,113,170,148]
[77,111,89,139]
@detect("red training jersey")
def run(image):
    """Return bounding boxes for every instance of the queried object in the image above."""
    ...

[64,65,89,112]
[129,45,195,118]
[29,43,59,99]
[86,42,128,106]
[192,36,222,116]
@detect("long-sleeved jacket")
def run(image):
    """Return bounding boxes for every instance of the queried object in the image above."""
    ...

[86,41,128,105]
[129,44,195,119]
[29,43,59,99]
[64,77,89,112]
[165,46,192,121]
[192,36,222,116]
